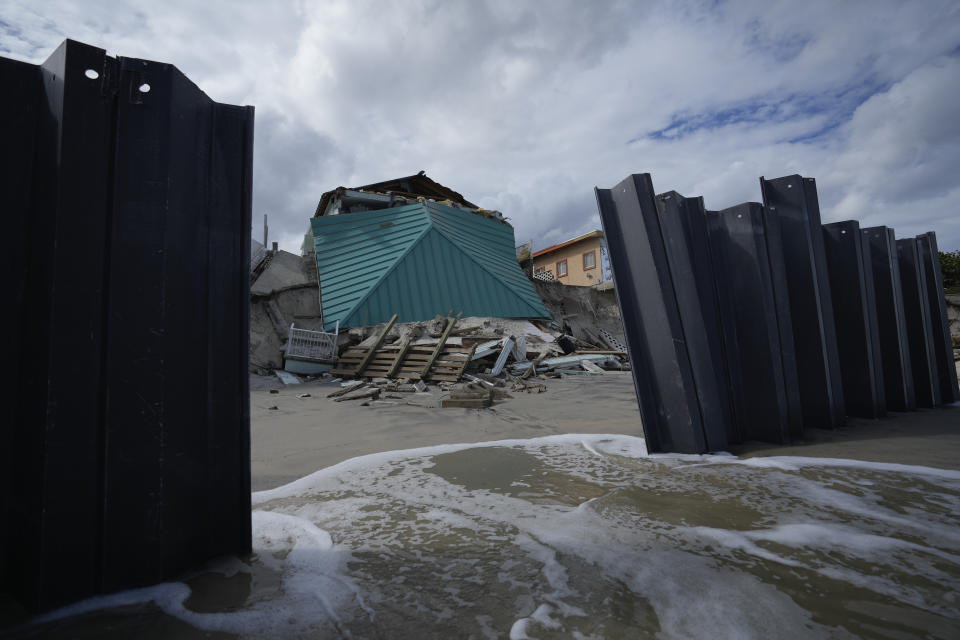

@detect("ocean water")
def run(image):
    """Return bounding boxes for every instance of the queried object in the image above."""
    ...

[29,434,960,639]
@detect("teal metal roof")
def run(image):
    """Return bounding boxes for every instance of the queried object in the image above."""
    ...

[311,202,550,330]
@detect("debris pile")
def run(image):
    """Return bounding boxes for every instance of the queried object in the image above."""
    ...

[270,312,630,408]
[249,248,325,374]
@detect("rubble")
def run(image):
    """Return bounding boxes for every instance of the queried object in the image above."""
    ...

[531,279,625,349]
[319,308,631,411]
[250,248,325,374]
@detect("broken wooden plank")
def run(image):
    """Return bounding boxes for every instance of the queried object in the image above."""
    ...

[450,388,493,401]
[520,350,549,380]
[353,314,398,377]
[334,388,381,402]
[419,313,461,377]
[490,337,515,376]
[386,336,413,378]
[328,381,369,398]
[581,360,606,373]
[427,374,464,382]
[440,397,491,409]
[450,344,477,380]
[464,374,496,387]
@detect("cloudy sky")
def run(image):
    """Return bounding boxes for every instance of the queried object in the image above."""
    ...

[3,0,960,251]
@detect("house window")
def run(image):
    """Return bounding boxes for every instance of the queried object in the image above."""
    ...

[556,259,567,277]
[535,266,545,274]
[583,250,596,270]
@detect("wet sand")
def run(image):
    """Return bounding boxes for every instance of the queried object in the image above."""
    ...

[250,372,645,491]
[252,372,960,492]
[5,371,959,638]
[732,404,960,470]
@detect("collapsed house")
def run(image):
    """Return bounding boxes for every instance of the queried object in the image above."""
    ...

[311,171,550,329]
[250,172,555,374]
[254,172,637,403]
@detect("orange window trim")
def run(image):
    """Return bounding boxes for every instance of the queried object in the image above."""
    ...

[556,259,567,277]
[582,250,596,270]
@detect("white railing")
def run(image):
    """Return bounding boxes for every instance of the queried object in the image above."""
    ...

[533,269,555,282]
[286,321,339,362]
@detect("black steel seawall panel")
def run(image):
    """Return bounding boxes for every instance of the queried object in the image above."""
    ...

[916,232,960,403]
[2,40,253,612]
[760,175,846,429]
[897,238,941,408]
[654,191,733,446]
[595,170,954,457]
[3,39,118,611]
[863,227,915,411]
[0,49,46,612]
[595,174,723,454]
[822,221,885,418]
[707,203,801,443]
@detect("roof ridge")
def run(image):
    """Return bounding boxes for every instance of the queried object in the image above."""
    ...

[426,204,546,317]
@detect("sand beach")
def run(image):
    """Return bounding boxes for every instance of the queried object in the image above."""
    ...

[5,370,960,639]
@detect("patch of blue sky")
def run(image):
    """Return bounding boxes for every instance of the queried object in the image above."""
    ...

[784,75,892,143]
[635,73,890,146]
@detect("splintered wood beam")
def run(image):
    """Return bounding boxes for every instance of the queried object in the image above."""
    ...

[521,350,548,379]
[453,344,478,380]
[355,314,398,377]
[420,312,461,378]
[440,397,491,409]
[327,381,368,398]
[386,336,413,378]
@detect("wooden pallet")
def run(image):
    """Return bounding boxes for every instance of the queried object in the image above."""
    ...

[331,343,476,381]
[330,314,474,382]
[329,314,397,378]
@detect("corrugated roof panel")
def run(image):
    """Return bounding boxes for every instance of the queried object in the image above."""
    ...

[426,202,548,315]
[312,205,429,329]
[313,202,549,329]
[344,229,547,326]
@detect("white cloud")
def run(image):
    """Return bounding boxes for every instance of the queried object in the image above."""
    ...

[3,0,960,250]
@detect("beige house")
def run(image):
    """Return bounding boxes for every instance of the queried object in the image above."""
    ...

[532,230,611,287]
